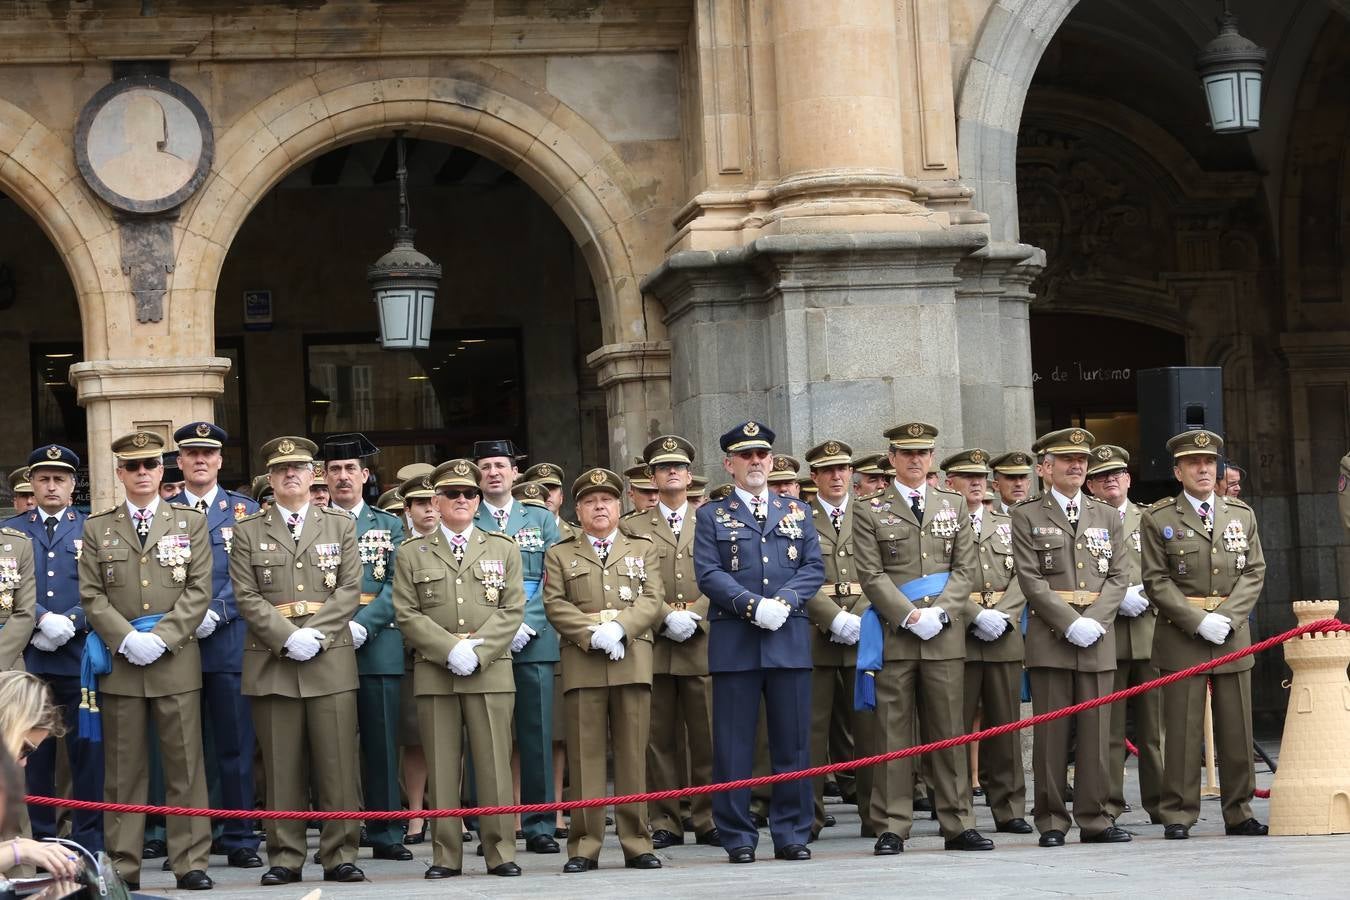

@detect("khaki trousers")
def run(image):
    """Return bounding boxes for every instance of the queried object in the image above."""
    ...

[1028,668,1113,836]
[646,673,714,837]
[564,684,653,861]
[810,662,879,834]
[1106,659,1163,822]
[963,660,1026,826]
[1158,670,1254,827]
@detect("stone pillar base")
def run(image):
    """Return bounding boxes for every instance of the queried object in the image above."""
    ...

[586,341,672,469]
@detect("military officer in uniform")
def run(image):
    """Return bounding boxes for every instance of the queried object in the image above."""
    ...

[523,463,575,541]
[377,489,404,516]
[229,437,365,885]
[622,463,659,515]
[768,456,801,498]
[941,448,1031,834]
[990,451,1035,515]
[802,440,883,838]
[0,524,36,668]
[852,453,890,498]
[694,422,825,863]
[79,431,213,890]
[8,468,35,514]
[8,446,102,851]
[1085,445,1162,825]
[322,434,411,862]
[543,468,664,872]
[473,440,562,854]
[852,423,991,854]
[1012,427,1129,847]
[393,459,524,878]
[170,421,264,869]
[1141,429,1267,839]
[619,435,718,848]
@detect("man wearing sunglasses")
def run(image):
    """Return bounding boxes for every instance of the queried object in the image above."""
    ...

[79,430,214,891]
[693,421,825,864]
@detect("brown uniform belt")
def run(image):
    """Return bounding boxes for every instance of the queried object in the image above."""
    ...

[970,591,1006,609]
[276,600,325,619]
[1052,590,1099,608]
[670,601,687,610]
[831,582,864,600]
[586,610,622,624]
[359,592,377,605]
[1186,594,1228,612]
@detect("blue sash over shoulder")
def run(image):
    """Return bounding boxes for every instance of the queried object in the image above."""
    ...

[853,572,951,712]
[79,614,163,743]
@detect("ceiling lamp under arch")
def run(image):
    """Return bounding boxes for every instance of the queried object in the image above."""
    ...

[368,132,442,350]
[1196,3,1267,135]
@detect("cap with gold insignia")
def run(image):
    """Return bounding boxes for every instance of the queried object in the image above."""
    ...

[1036,427,1095,455]
[941,448,991,476]
[643,434,695,467]
[990,451,1034,475]
[398,473,437,501]
[806,440,853,469]
[884,422,938,451]
[396,462,435,482]
[707,483,735,501]
[250,474,274,504]
[1087,444,1130,476]
[1167,429,1223,459]
[767,454,801,484]
[112,430,166,461]
[573,467,622,500]
[28,444,80,473]
[623,463,656,492]
[512,479,550,506]
[261,436,318,468]
[433,459,482,491]
[8,467,32,496]
[523,463,564,488]
[174,421,227,450]
[376,488,405,513]
[851,452,886,475]
[798,474,818,498]
[688,474,708,500]
[720,421,775,453]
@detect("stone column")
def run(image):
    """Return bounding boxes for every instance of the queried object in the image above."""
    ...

[70,357,231,508]
[586,342,673,470]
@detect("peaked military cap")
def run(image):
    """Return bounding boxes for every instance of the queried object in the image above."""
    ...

[174,421,227,449]
[1167,429,1223,459]
[396,462,436,481]
[523,462,564,488]
[720,421,774,453]
[885,422,938,450]
[251,474,274,503]
[433,459,482,490]
[398,472,437,501]
[322,432,379,462]
[851,451,885,475]
[623,463,655,491]
[767,454,801,484]
[643,435,695,467]
[805,440,853,469]
[8,467,31,495]
[261,436,318,468]
[798,474,818,498]
[112,430,165,461]
[162,450,184,483]
[1037,428,1094,455]
[512,479,550,506]
[941,448,991,476]
[377,488,405,513]
[1086,444,1130,476]
[688,474,708,499]
[707,483,735,501]
[28,444,79,473]
[990,450,1034,475]
[573,467,622,500]
[472,439,521,462]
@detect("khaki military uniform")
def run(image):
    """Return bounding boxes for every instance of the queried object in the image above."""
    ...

[229,505,362,871]
[1106,501,1162,823]
[79,503,212,881]
[961,507,1028,827]
[852,483,977,840]
[543,530,663,862]
[392,527,523,871]
[1012,493,1127,837]
[0,527,35,670]
[1141,493,1264,828]
[803,496,880,835]
[619,508,715,841]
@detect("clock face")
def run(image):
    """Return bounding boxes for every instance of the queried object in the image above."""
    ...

[75,75,213,214]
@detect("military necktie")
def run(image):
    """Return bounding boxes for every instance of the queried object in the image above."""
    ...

[44,516,56,543]
[493,508,508,532]
[287,513,303,543]
[970,512,979,530]
[1065,501,1079,532]
[667,511,681,537]
[1119,507,1126,524]
[1199,501,1213,534]
[594,539,610,564]
[750,497,766,524]
[830,508,843,535]
[134,508,152,545]
[909,490,923,522]
[196,499,208,514]
[451,533,466,563]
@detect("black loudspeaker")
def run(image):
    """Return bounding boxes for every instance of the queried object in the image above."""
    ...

[1136,367,1224,482]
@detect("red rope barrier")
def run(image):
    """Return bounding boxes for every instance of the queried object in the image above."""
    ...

[27,618,1344,821]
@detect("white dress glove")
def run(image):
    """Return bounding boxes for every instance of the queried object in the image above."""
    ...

[29,631,59,652]
[510,623,537,653]
[348,620,369,649]
[589,620,627,653]
[195,609,221,640]
[283,627,324,662]
[904,606,945,641]
[38,613,76,647]
[1064,617,1105,648]
[1119,584,1149,618]
[605,640,626,662]
[752,598,790,632]
[119,632,168,666]
[828,610,863,645]
[448,638,485,676]
[664,610,701,643]
[1197,612,1232,645]
[973,609,1011,641]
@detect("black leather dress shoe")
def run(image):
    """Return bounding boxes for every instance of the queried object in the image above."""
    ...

[373,842,414,861]
[682,816,696,832]
[873,832,903,855]
[554,826,569,839]
[526,833,560,854]
[1164,824,1190,840]
[1038,830,1066,848]
[227,847,264,868]
[773,844,811,861]
[176,870,214,891]
[424,865,460,879]
[489,861,522,876]
[163,858,172,871]
[822,814,836,828]
[1082,825,1132,844]
[695,828,722,846]
[1225,818,1268,836]
[751,813,769,828]
[651,829,683,848]
[944,829,994,851]
[142,839,168,859]
[996,818,1033,834]
[625,852,662,869]
[323,862,366,882]
[260,866,302,886]
[728,845,755,864]
[563,856,598,873]
[913,796,933,812]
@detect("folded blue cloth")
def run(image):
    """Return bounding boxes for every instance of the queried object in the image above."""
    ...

[523,577,541,600]
[899,572,951,603]
[853,572,953,712]
[79,614,163,743]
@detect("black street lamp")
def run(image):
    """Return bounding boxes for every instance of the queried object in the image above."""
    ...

[368,132,441,349]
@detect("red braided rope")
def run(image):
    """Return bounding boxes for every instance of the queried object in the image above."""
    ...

[26,618,1344,821]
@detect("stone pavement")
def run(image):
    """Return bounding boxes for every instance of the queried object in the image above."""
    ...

[122,754,1349,898]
